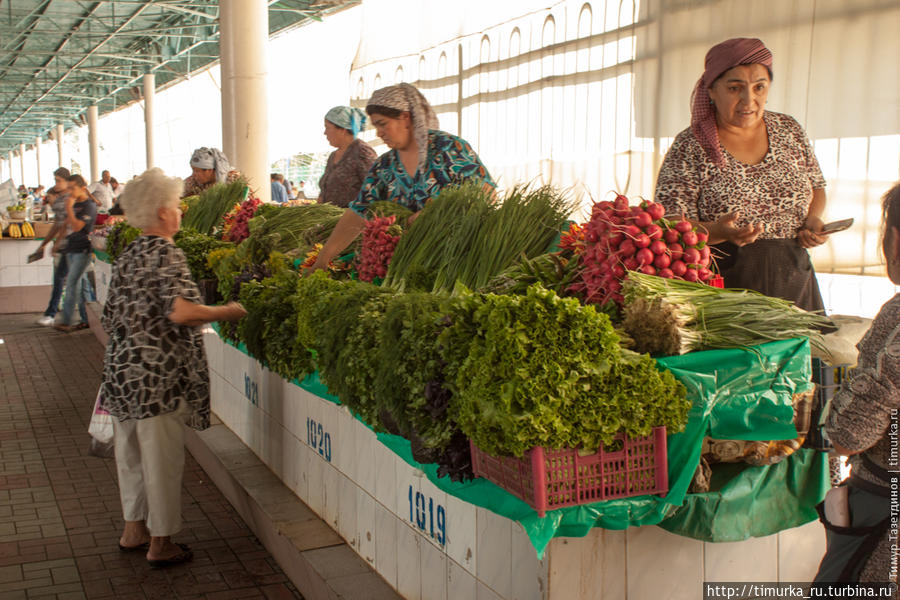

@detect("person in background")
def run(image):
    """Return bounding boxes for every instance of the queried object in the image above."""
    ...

[308,83,493,272]
[813,182,900,592]
[35,167,71,327]
[89,170,114,211]
[270,173,287,204]
[295,181,307,200]
[655,38,829,312]
[53,174,96,332]
[110,177,124,200]
[317,105,377,209]
[182,147,240,198]
[101,168,246,568]
[283,178,294,200]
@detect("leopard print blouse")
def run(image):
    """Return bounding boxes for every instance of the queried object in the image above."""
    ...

[655,111,826,240]
[100,236,210,430]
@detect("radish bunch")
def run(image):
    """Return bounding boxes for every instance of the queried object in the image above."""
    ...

[223,196,261,242]
[357,215,403,282]
[572,194,714,306]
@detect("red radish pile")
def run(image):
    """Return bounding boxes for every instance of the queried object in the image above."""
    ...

[223,196,262,242]
[357,215,403,282]
[570,194,714,305]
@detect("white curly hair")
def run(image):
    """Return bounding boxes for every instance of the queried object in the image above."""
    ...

[119,168,184,230]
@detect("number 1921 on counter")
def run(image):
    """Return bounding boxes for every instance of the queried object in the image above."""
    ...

[408,486,446,545]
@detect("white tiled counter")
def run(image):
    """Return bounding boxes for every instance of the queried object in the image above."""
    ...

[0,239,53,313]
[202,328,827,600]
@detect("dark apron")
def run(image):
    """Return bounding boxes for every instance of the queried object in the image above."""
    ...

[716,239,827,314]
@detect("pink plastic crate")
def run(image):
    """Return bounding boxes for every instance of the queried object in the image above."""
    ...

[470,426,668,517]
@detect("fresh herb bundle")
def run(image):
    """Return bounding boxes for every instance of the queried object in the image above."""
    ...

[181,181,248,235]
[174,228,232,282]
[621,271,832,355]
[105,221,141,261]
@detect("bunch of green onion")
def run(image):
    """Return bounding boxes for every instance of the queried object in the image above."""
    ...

[621,271,833,355]
[383,182,575,293]
[182,181,249,235]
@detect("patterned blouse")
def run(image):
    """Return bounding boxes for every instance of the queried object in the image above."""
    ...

[318,139,378,208]
[182,170,242,198]
[100,236,210,430]
[348,130,493,216]
[655,112,826,240]
[826,293,900,584]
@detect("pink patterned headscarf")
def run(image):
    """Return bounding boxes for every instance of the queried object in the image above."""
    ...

[690,38,773,167]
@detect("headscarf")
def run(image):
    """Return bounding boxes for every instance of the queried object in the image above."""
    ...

[367,83,439,174]
[190,147,233,183]
[325,106,367,138]
[690,38,773,167]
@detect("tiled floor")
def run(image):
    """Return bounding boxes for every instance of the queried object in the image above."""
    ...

[0,313,304,600]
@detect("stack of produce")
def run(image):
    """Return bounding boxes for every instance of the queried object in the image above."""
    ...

[441,285,689,457]
[223,195,262,243]
[356,215,403,282]
[105,221,142,261]
[181,181,248,236]
[570,195,713,306]
[4,222,34,238]
[244,203,344,255]
[173,229,232,282]
[621,271,832,355]
[383,183,575,293]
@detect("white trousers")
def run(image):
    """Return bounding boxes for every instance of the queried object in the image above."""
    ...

[113,404,187,537]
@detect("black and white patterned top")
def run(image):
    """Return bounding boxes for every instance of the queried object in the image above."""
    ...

[100,236,210,430]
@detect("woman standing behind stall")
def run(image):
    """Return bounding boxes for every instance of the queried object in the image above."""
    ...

[655,38,829,312]
[308,83,493,272]
[813,183,900,592]
[317,106,377,208]
[101,168,246,567]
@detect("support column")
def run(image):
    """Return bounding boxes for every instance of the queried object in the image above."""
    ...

[218,6,236,161]
[143,73,156,169]
[56,123,64,167]
[7,151,13,183]
[19,143,26,186]
[87,104,100,184]
[35,137,42,187]
[220,0,270,203]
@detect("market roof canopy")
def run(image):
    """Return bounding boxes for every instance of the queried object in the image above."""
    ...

[0,0,357,155]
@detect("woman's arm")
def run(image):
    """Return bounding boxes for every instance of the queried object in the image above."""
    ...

[686,213,764,246]
[169,298,246,327]
[307,209,365,272]
[65,197,86,232]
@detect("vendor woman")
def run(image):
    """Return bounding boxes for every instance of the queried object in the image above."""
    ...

[318,106,378,208]
[182,147,241,198]
[655,38,829,312]
[307,83,493,272]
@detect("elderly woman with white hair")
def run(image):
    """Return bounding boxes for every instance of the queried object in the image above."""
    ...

[307,83,493,271]
[100,168,246,568]
[182,146,240,198]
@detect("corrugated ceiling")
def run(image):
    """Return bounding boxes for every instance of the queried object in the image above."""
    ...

[0,0,358,154]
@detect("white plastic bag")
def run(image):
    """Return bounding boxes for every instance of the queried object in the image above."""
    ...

[88,390,114,444]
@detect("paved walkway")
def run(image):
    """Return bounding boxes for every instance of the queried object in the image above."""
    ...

[0,313,304,600]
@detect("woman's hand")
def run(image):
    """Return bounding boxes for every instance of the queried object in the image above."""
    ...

[219,302,247,322]
[707,213,763,246]
[797,216,827,248]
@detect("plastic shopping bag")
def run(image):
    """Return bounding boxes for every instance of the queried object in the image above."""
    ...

[87,390,115,458]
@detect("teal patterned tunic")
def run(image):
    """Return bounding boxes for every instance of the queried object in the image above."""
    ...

[349,130,493,216]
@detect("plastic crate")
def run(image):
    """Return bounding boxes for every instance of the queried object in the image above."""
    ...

[804,358,851,451]
[470,426,668,517]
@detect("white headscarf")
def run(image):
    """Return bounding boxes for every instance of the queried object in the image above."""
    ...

[190,147,233,183]
[367,83,439,174]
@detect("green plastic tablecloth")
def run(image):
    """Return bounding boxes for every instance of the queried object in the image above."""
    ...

[210,323,829,557]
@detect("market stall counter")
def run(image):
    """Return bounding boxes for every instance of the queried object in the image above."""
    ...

[0,236,53,313]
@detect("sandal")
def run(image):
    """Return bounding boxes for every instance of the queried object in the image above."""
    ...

[118,541,150,553]
[147,543,193,569]
[72,323,90,331]
[52,323,72,333]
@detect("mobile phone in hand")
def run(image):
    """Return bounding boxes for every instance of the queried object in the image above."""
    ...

[821,218,854,234]
[26,248,44,264]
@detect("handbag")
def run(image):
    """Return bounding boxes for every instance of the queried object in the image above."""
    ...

[88,390,113,443]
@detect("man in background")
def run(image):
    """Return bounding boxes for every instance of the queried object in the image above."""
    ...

[270,173,287,204]
[88,170,114,211]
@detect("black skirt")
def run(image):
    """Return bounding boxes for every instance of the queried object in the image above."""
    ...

[717,239,827,314]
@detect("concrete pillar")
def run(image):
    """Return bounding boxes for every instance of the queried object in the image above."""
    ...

[35,136,43,187]
[143,73,155,169]
[220,0,270,203]
[87,104,99,183]
[7,151,12,184]
[218,6,236,161]
[19,143,26,186]
[56,123,64,167]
